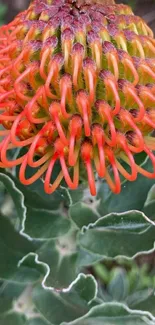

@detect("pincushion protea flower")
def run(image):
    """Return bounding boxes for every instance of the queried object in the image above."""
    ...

[0,0,155,196]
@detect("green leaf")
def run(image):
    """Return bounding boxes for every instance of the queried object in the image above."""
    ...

[14,152,83,209]
[0,170,78,289]
[0,171,76,289]
[144,185,155,206]
[0,213,34,281]
[0,282,32,325]
[25,207,71,240]
[62,302,155,325]
[26,319,50,325]
[143,201,155,223]
[108,269,129,301]
[97,159,155,216]
[0,282,25,315]
[0,281,51,325]
[0,170,63,211]
[36,238,78,288]
[0,172,26,228]
[32,274,97,324]
[76,249,102,269]
[78,211,155,260]
[19,230,78,289]
[70,202,99,229]
[126,289,154,310]
[6,266,41,285]
[143,185,155,221]
[0,313,26,325]
[133,294,155,317]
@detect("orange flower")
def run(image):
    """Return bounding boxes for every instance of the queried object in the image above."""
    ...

[0,0,155,196]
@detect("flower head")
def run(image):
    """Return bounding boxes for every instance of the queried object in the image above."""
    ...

[0,0,155,195]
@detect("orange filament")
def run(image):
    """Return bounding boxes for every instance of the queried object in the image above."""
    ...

[72,44,84,89]
[136,145,155,178]
[10,111,35,147]
[27,122,55,167]
[68,115,82,166]
[19,155,49,185]
[49,102,68,145]
[76,91,91,137]
[26,87,49,124]
[45,59,61,99]
[83,63,97,104]
[44,153,64,194]
[123,58,139,86]
[98,101,117,147]
[92,124,106,178]
[81,141,96,196]
[14,67,32,101]
[124,85,145,122]
[120,110,144,153]
[54,137,79,189]
[0,90,14,102]
[0,135,26,167]
[105,148,121,194]
[141,64,155,80]
[108,53,119,81]
[40,48,50,80]
[0,113,17,122]
[60,74,72,119]
[117,134,137,181]
[0,0,154,196]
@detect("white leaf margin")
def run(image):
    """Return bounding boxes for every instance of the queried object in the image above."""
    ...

[0,172,32,241]
[61,302,155,325]
[1,172,155,297]
[0,172,72,241]
[18,252,98,300]
[78,210,155,260]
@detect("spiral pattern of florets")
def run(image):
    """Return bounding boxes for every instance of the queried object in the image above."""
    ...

[0,0,155,195]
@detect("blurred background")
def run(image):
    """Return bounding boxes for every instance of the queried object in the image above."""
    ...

[0,0,155,32]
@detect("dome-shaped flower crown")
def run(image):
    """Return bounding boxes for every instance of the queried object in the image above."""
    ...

[0,0,155,195]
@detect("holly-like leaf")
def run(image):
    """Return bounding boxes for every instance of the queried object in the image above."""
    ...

[78,211,155,261]
[32,274,97,324]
